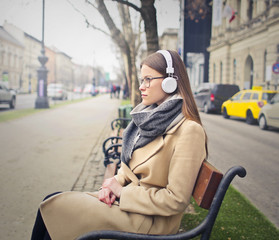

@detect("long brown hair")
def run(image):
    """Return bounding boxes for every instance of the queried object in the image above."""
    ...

[141,50,208,157]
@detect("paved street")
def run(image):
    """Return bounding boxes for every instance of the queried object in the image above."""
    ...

[200,112,279,229]
[0,94,121,240]
[0,92,90,111]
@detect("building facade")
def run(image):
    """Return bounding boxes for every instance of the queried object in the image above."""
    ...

[56,51,73,90]
[3,22,42,93]
[23,33,42,93]
[45,46,56,85]
[0,26,24,90]
[73,63,94,89]
[208,0,279,90]
[1,21,117,95]
[159,28,178,50]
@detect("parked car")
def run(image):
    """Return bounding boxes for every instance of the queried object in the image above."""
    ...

[258,93,279,130]
[0,82,16,109]
[47,83,68,100]
[221,87,278,124]
[193,83,240,113]
[73,86,82,94]
[83,84,98,96]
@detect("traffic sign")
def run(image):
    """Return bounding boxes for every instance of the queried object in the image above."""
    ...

[272,62,279,74]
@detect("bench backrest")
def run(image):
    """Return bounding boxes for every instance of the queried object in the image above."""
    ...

[192,161,223,210]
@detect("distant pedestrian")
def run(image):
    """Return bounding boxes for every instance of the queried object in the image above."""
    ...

[116,85,120,98]
[110,84,116,98]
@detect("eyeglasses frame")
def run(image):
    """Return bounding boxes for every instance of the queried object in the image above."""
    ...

[139,76,165,88]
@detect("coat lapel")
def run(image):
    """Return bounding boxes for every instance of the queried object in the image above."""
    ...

[129,135,165,171]
[119,137,165,185]
[124,118,186,180]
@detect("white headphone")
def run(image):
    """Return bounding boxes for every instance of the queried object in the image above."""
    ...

[157,50,178,94]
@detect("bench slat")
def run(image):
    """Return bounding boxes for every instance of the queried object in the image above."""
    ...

[192,161,223,210]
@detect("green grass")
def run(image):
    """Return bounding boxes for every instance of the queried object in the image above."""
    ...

[0,108,44,123]
[121,99,132,106]
[180,186,279,239]
[0,96,92,123]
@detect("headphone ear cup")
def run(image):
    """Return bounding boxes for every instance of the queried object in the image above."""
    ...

[161,77,177,93]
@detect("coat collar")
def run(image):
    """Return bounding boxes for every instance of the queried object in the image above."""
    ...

[165,117,186,135]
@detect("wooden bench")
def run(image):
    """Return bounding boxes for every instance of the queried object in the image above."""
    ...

[78,148,246,239]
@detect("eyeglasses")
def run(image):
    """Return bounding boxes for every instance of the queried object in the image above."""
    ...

[139,76,165,88]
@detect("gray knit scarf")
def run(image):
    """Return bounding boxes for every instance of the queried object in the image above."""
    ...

[121,95,184,166]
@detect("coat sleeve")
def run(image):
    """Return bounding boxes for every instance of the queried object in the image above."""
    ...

[118,121,206,216]
[114,164,130,186]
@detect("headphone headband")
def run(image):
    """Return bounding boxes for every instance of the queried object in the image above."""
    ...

[156,50,177,94]
[157,50,174,74]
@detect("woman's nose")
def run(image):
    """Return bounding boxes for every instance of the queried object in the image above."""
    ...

[139,82,146,91]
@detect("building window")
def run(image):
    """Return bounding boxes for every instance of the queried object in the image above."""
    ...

[220,61,223,83]
[233,59,237,84]
[213,63,216,83]
[3,52,6,66]
[8,53,11,67]
[265,0,270,9]
[248,0,253,20]
[198,64,204,85]
[237,0,241,24]
[264,50,267,82]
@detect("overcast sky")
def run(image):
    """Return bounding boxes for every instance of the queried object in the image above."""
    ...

[0,0,180,77]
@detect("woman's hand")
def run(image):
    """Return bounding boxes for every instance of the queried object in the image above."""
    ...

[102,177,123,198]
[98,187,116,207]
[98,177,123,207]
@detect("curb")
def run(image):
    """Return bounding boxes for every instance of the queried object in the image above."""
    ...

[71,118,113,192]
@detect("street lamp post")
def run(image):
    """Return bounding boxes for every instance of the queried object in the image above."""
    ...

[35,0,49,108]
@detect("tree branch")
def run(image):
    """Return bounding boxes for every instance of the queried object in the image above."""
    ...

[66,0,110,36]
[85,0,98,10]
[111,0,142,13]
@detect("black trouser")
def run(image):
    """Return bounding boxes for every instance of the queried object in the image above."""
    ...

[31,192,62,240]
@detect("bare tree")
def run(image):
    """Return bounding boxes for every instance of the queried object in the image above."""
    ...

[69,0,159,106]
[93,0,160,105]
[117,3,141,105]
[93,0,142,106]
[113,0,160,55]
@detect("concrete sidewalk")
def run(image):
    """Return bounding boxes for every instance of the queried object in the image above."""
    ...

[0,94,121,239]
[71,120,111,192]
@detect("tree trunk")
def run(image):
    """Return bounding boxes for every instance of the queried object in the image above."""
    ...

[118,3,141,106]
[140,0,159,54]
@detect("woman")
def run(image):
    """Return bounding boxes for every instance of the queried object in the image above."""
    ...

[31,50,207,240]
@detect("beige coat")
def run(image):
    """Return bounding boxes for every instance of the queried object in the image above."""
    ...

[40,118,206,240]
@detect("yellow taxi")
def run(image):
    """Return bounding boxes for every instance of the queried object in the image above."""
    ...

[221,86,278,124]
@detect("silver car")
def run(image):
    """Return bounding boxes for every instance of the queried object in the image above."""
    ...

[47,83,68,100]
[0,82,16,109]
[258,93,279,130]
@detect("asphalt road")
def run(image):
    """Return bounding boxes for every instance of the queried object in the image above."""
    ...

[0,94,121,240]
[200,112,279,229]
[0,92,90,111]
